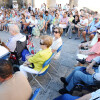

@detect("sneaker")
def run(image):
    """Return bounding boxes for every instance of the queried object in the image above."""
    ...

[59,88,69,94]
[60,77,68,85]
[81,40,87,43]
[69,37,72,39]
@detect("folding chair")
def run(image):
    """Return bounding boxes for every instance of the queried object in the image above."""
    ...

[50,45,63,73]
[30,53,54,91]
[30,88,40,100]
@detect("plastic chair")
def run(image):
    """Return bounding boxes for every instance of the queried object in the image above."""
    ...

[31,53,54,91]
[30,88,40,100]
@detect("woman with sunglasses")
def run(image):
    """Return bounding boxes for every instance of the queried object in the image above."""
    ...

[51,27,63,59]
[20,35,53,78]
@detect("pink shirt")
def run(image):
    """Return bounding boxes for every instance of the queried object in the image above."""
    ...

[60,17,69,25]
[86,42,100,62]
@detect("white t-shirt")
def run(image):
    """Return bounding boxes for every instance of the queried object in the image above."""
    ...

[26,18,31,23]
[30,19,38,27]
[51,37,62,59]
[80,19,88,26]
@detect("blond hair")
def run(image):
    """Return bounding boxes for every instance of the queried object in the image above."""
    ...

[40,35,53,48]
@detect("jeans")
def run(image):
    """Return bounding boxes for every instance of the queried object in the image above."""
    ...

[28,26,35,34]
[65,66,96,91]
[53,94,79,100]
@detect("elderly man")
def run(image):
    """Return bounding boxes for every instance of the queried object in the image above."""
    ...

[59,56,100,94]
[82,15,100,42]
[6,25,25,52]
[0,59,32,100]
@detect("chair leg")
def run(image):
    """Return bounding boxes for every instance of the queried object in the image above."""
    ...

[31,75,45,91]
[50,63,59,73]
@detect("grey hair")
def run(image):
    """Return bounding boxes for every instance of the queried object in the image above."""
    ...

[9,24,20,33]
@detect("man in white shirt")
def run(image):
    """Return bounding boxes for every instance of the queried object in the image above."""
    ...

[59,56,100,94]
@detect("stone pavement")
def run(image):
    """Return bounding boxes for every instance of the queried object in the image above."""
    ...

[0,31,82,100]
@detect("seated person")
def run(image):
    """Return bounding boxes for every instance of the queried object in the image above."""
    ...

[50,13,60,34]
[44,11,51,33]
[54,89,100,100]
[66,15,79,39]
[51,27,63,59]
[77,30,100,63]
[20,35,53,78]
[32,15,45,38]
[59,56,100,94]
[0,59,32,100]
[6,25,25,52]
[59,12,69,29]
[82,15,100,42]
[75,14,88,40]
[79,33,98,50]
[28,15,38,34]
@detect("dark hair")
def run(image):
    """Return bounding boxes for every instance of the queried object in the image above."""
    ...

[0,59,13,79]
[55,13,58,17]
[39,14,43,18]
[45,11,48,14]
[32,14,35,17]
[64,12,67,15]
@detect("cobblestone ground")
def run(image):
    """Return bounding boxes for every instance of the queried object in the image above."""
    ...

[0,31,82,100]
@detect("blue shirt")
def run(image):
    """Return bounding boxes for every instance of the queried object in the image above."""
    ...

[43,14,51,23]
[89,21,100,32]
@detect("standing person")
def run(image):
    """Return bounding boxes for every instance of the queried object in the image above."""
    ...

[0,59,32,100]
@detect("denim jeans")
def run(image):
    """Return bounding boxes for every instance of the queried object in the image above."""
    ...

[53,94,79,100]
[28,26,35,34]
[65,66,96,91]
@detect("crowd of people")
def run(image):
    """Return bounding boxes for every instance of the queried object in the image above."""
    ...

[0,2,100,100]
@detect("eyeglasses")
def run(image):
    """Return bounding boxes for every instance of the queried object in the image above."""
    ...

[53,31,59,34]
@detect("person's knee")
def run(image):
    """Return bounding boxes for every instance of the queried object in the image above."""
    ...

[82,31,86,35]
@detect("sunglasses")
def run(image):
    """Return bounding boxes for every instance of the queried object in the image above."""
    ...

[53,31,59,34]
[40,41,44,45]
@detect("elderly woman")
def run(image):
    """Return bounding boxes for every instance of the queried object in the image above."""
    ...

[51,27,63,59]
[20,35,53,77]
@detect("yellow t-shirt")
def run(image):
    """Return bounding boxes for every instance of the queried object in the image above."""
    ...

[28,48,52,72]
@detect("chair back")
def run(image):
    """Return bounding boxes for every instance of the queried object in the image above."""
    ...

[30,88,40,100]
[38,53,54,76]
[57,45,62,53]
[43,53,55,68]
